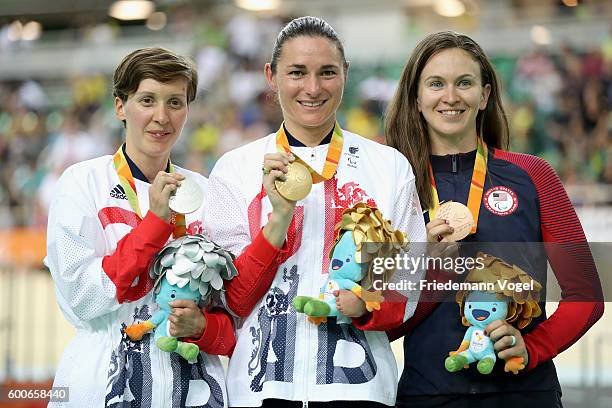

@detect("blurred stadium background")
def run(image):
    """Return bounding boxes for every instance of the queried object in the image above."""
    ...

[0,0,610,406]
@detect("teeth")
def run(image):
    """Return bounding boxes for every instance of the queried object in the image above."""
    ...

[440,110,462,116]
[301,101,324,107]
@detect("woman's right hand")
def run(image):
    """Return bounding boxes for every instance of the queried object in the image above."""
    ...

[426,218,458,259]
[149,171,185,222]
[261,152,298,248]
[426,218,454,243]
[262,152,297,217]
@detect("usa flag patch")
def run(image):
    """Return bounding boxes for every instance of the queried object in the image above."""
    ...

[484,186,518,216]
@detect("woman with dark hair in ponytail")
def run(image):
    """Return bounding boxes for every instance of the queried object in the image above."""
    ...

[205,16,426,408]
[384,31,603,407]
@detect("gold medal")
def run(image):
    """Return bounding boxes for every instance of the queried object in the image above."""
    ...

[435,201,474,242]
[275,162,312,201]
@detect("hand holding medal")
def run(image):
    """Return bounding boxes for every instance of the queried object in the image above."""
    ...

[169,176,204,214]
[115,146,189,238]
[427,138,488,243]
[261,152,300,217]
[274,161,312,201]
[434,201,474,242]
[149,172,187,222]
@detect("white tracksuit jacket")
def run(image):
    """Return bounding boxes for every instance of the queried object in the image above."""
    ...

[45,156,227,407]
[205,130,426,406]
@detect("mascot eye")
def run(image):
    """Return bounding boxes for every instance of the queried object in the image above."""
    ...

[346,258,351,263]
[171,291,176,299]
[492,307,497,312]
[468,305,472,309]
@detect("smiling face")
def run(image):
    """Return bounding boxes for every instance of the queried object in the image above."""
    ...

[417,48,491,151]
[265,35,346,139]
[115,77,189,167]
[464,291,508,328]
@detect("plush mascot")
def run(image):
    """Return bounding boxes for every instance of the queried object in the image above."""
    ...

[125,234,237,362]
[292,203,407,325]
[445,253,542,374]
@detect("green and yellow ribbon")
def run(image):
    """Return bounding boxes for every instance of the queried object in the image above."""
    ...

[428,138,488,236]
[275,122,343,183]
[113,145,185,238]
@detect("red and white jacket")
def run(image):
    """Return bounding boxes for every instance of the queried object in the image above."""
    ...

[205,129,427,407]
[46,155,232,407]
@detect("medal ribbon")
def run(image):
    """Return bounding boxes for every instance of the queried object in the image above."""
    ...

[427,138,488,235]
[113,145,186,238]
[275,122,343,183]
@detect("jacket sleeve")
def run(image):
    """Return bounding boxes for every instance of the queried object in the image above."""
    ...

[183,308,236,356]
[46,165,173,324]
[226,230,288,317]
[518,158,604,370]
[353,150,427,331]
[204,155,288,318]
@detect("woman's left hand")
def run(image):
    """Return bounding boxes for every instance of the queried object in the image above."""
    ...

[168,300,206,338]
[334,289,367,318]
[486,319,528,366]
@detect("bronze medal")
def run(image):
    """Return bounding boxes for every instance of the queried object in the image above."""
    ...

[435,201,474,242]
[275,162,313,201]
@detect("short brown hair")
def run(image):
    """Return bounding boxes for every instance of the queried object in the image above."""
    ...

[113,47,198,103]
[385,31,509,210]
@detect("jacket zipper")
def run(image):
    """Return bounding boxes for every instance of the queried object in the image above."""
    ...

[302,151,320,407]
[452,154,458,173]
[159,328,169,406]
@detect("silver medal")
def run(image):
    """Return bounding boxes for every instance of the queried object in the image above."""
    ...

[169,176,203,214]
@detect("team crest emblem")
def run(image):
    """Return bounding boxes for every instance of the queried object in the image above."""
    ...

[484,186,518,216]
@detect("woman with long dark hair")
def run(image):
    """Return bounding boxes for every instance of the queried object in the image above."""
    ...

[385,31,603,407]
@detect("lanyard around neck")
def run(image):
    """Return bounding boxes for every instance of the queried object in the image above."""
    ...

[113,145,186,238]
[275,122,343,183]
[428,138,488,235]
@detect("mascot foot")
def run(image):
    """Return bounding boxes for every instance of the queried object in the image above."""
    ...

[445,355,468,372]
[504,357,525,374]
[307,316,328,325]
[157,336,178,352]
[292,296,315,313]
[365,301,381,312]
[177,342,199,362]
[477,357,495,374]
[303,300,331,317]
[125,321,155,341]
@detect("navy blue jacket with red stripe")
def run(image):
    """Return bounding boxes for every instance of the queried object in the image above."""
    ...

[389,148,604,396]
